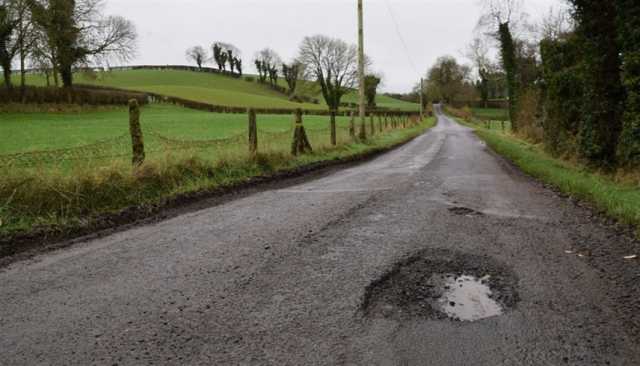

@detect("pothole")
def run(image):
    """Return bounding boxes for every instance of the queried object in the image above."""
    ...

[362,249,518,322]
[449,206,484,216]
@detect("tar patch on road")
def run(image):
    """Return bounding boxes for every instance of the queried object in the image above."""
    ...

[448,206,484,217]
[362,249,519,322]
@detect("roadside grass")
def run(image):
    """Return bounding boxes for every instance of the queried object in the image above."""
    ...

[472,107,509,121]
[457,113,640,233]
[23,69,421,112]
[0,116,435,239]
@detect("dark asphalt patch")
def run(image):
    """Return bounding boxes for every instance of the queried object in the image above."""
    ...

[362,249,519,322]
[448,206,484,216]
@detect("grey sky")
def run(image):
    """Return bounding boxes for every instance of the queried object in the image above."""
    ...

[105,0,560,93]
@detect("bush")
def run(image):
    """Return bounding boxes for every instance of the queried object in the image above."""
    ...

[244,76,255,83]
[0,86,147,106]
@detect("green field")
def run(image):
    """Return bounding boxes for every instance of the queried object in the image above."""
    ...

[0,104,355,154]
[24,69,421,111]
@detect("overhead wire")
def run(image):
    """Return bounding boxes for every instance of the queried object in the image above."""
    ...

[382,0,420,76]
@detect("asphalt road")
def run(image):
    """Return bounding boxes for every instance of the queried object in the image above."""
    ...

[2,110,640,365]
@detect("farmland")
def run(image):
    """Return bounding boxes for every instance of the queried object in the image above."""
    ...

[24,69,421,111]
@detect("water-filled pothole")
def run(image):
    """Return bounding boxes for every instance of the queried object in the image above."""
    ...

[435,274,503,321]
[362,249,518,322]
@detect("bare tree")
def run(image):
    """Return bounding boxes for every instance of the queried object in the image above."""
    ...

[0,0,18,88]
[465,37,491,107]
[297,35,361,111]
[477,0,526,130]
[211,42,240,73]
[282,60,303,96]
[28,0,137,87]
[254,48,281,85]
[186,46,207,69]
[537,6,574,41]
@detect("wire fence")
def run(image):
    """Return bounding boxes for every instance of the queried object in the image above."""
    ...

[1,109,421,170]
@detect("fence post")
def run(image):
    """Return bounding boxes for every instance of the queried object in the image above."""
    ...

[128,99,145,166]
[349,111,356,138]
[403,115,407,128]
[291,108,312,156]
[385,114,389,129]
[330,110,337,146]
[370,113,375,136]
[248,108,257,156]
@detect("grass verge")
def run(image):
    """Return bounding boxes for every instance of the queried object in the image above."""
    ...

[0,118,435,257]
[467,123,640,234]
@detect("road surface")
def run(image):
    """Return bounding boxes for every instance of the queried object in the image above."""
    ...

[2,110,639,365]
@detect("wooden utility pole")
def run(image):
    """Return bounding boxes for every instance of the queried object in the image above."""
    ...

[420,78,425,120]
[357,0,367,140]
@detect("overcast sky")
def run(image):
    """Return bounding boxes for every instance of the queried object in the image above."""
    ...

[104,0,561,93]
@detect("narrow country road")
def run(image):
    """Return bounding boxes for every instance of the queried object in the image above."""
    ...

[2,109,640,365]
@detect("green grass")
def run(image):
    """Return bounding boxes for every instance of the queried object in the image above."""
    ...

[24,69,420,112]
[0,104,354,154]
[0,116,435,241]
[472,108,509,121]
[474,127,640,233]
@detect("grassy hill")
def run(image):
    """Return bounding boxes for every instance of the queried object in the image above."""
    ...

[24,69,420,112]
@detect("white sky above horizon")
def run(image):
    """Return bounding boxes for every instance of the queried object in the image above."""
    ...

[104,0,561,93]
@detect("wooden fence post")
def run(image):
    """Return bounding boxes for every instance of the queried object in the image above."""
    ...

[378,115,383,133]
[291,109,312,155]
[248,108,257,156]
[349,111,356,138]
[370,113,375,136]
[330,110,337,146]
[128,99,145,166]
[385,114,389,129]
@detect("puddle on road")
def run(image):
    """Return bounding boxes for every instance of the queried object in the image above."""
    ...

[362,249,518,322]
[436,274,503,321]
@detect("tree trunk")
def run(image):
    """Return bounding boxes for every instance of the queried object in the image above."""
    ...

[248,109,258,155]
[2,62,11,89]
[60,64,73,88]
[330,110,337,146]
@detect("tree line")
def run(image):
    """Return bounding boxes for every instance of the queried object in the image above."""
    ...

[187,35,383,111]
[0,0,137,89]
[422,0,640,170]
[480,0,640,169]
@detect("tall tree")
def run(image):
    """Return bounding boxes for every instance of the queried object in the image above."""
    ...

[282,61,302,96]
[364,74,381,108]
[28,0,137,88]
[478,0,526,131]
[254,48,281,86]
[465,37,491,107]
[0,1,18,88]
[424,55,473,104]
[569,0,624,166]
[615,0,640,166]
[235,57,242,76]
[185,45,207,69]
[298,35,361,111]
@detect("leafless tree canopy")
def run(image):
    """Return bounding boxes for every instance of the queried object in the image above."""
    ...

[85,14,137,64]
[297,35,362,110]
[537,6,574,41]
[476,0,530,40]
[254,48,281,69]
[186,45,208,68]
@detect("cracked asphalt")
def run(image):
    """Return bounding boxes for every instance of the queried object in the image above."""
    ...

[1,109,640,365]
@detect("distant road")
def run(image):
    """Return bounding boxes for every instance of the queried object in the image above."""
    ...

[1,110,639,365]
